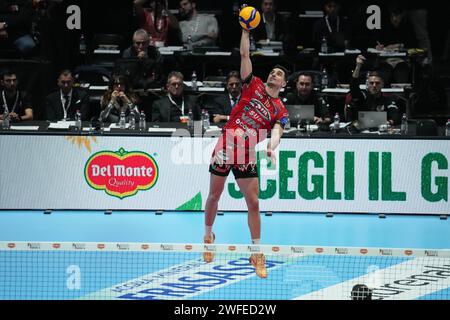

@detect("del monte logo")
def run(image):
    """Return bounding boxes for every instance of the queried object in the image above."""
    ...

[85,148,159,199]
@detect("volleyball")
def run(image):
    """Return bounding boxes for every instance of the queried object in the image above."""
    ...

[239,6,261,30]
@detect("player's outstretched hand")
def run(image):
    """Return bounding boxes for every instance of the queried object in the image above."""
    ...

[267,148,276,168]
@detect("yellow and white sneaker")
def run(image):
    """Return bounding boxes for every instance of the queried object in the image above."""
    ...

[249,253,268,279]
[203,232,215,263]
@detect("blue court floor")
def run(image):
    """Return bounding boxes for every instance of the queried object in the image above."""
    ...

[0,211,449,248]
[1,211,449,300]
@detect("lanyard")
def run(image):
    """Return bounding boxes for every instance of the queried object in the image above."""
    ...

[325,16,339,33]
[60,91,72,120]
[2,90,19,114]
[168,94,184,115]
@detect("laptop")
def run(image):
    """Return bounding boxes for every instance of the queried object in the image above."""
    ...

[286,105,315,126]
[358,111,387,129]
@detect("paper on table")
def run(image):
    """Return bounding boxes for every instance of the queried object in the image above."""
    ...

[199,87,224,92]
[147,127,177,133]
[10,126,40,131]
[109,123,130,129]
[205,51,232,56]
[48,121,76,129]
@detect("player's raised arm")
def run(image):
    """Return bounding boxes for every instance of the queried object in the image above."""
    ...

[240,29,252,80]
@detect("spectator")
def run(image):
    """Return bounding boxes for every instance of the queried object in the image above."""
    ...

[312,0,351,52]
[252,0,289,43]
[45,70,90,121]
[210,71,242,123]
[99,74,140,124]
[375,4,416,84]
[178,0,218,48]
[285,72,331,124]
[402,2,433,65]
[0,0,35,56]
[133,0,180,46]
[121,29,162,88]
[152,71,199,122]
[346,55,400,125]
[0,69,33,122]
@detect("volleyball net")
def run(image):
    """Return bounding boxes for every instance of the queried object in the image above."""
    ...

[1,241,449,300]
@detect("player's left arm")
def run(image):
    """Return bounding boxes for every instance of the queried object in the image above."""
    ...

[267,123,284,166]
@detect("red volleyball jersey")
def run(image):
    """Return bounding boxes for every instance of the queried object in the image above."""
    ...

[212,75,289,165]
[223,75,289,146]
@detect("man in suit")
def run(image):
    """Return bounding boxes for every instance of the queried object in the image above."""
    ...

[252,0,288,43]
[151,71,199,122]
[45,70,90,121]
[211,71,242,123]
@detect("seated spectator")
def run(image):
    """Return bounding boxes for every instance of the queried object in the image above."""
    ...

[0,0,35,56]
[312,0,351,52]
[121,29,162,88]
[210,71,242,123]
[45,70,89,121]
[99,74,140,123]
[0,69,33,122]
[178,0,218,48]
[346,55,400,125]
[152,71,199,122]
[374,4,416,84]
[285,72,331,124]
[133,0,180,46]
[252,0,289,43]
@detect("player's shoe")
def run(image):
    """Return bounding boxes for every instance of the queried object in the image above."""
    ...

[203,232,215,263]
[249,253,268,278]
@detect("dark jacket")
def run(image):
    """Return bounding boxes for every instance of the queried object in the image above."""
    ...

[285,90,331,120]
[120,45,162,89]
[252,13,288,43]
[211,94,240,116]
[152,94,200,122]
[312,16,351,52]
[348,77,400,124]
[45,88,90,121]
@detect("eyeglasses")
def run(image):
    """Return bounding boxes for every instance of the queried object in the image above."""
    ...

[134,41,148,45]
[168,82,182,87]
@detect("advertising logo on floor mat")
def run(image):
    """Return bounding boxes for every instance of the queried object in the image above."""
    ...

[84,148,159,199]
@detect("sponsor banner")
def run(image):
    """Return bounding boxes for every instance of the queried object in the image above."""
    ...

[0,135,449,214]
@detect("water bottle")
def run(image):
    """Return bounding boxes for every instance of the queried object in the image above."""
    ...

[187,108,193,130]
[139,111,146,132]
[203,109,210,130]
[321,68,328,89]
[401,113,408,135]
[129,113,136,130]
[333,112,340,131]
[79,33,86,55]
[191,71,198,91]
[2,110,10,130]
[446,119,450,137]
[186,34,193,51]
[119,111,126,129]
[321,36,328,54]
[75,110,82,131]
